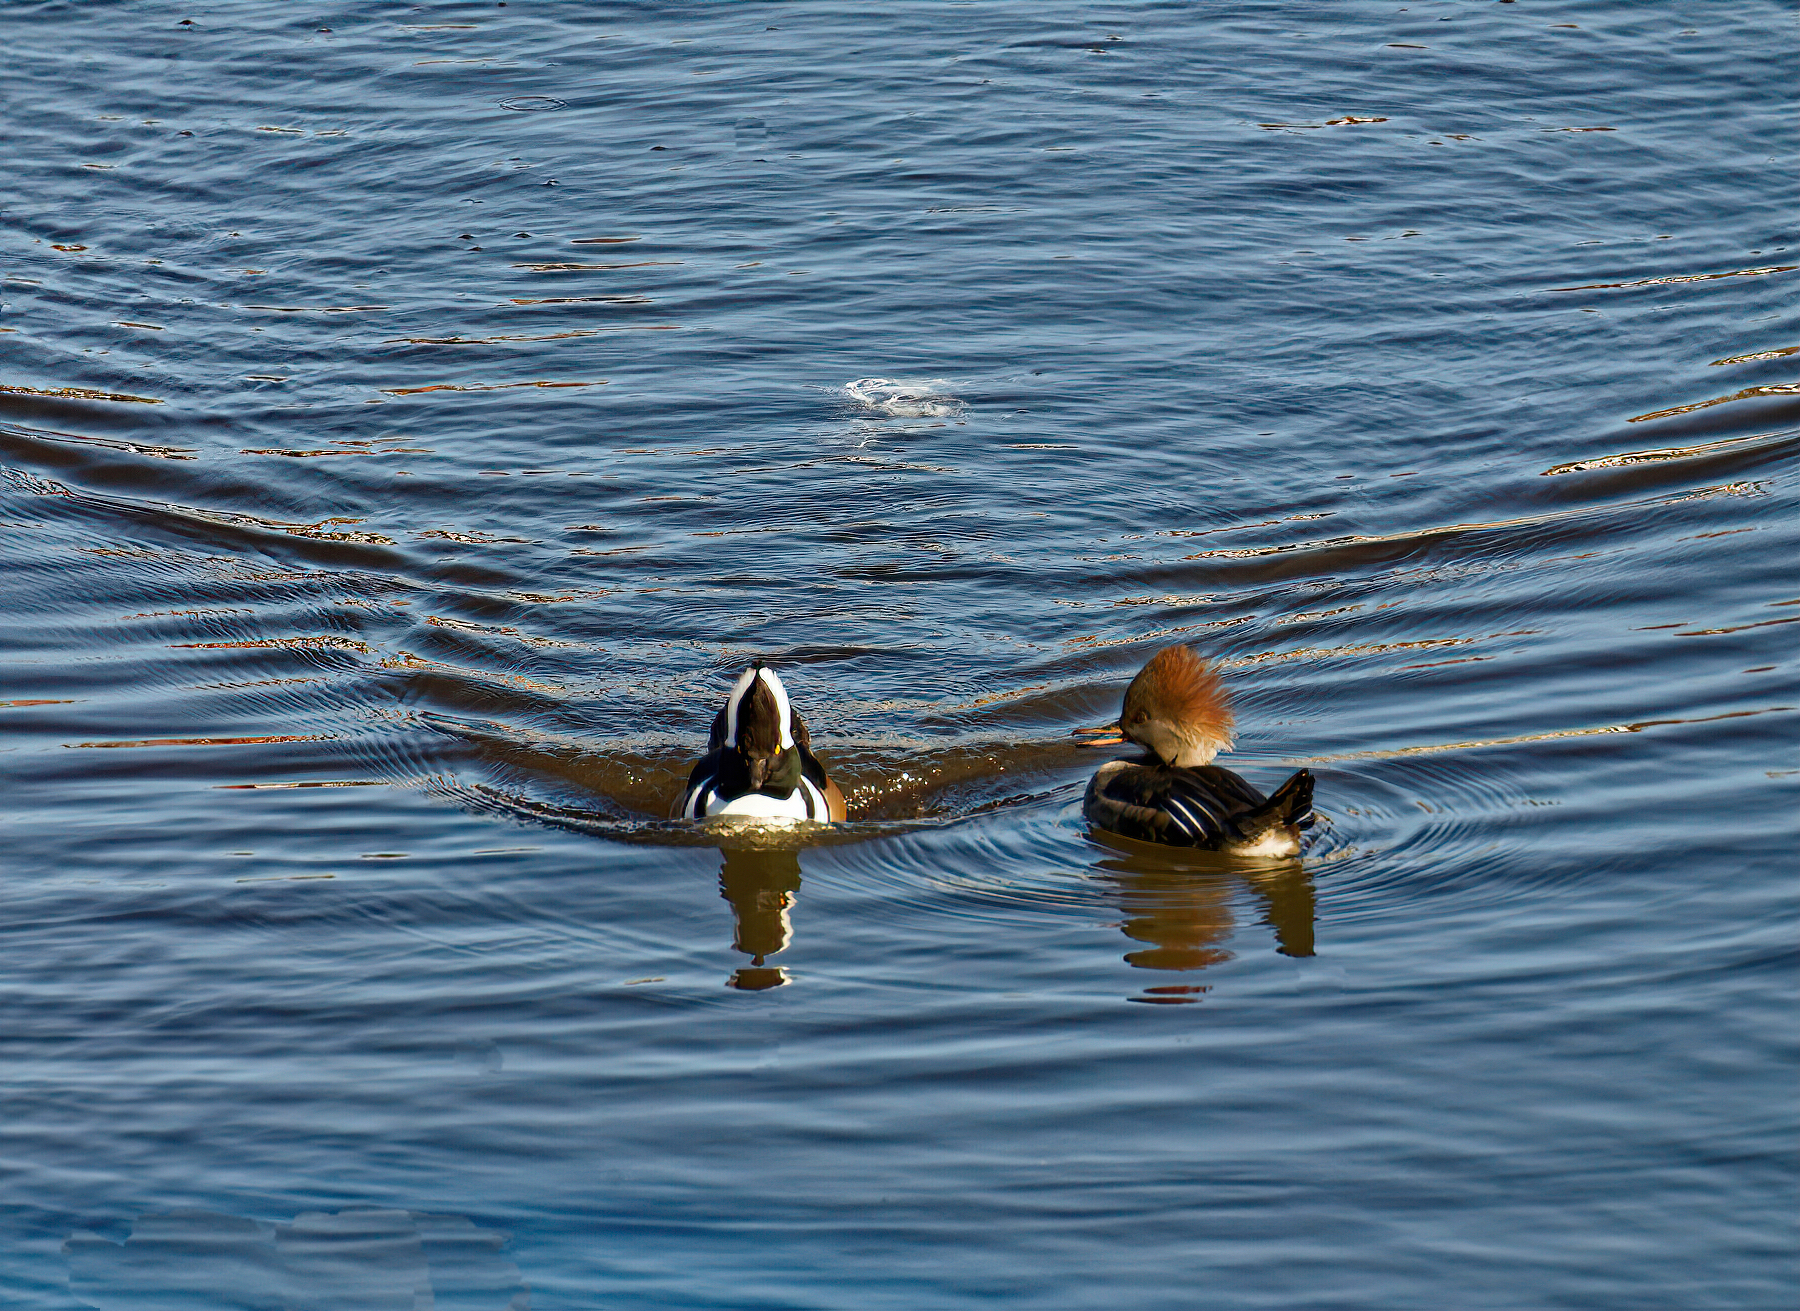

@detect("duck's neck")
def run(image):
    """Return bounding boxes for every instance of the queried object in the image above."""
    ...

[737,744,802,794]
[1133,719,1224,769]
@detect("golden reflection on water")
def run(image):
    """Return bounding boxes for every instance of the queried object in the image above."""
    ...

[717,846,804,991]
[1088,834,1316,1004]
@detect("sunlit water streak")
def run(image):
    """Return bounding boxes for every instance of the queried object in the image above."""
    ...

[2,1,1794,1307]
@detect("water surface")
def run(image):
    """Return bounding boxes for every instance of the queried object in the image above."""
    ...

[3,1,1795,1306]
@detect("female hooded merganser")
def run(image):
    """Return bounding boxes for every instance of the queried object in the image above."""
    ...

[1080,645,1314,856]
[677,661,848,822]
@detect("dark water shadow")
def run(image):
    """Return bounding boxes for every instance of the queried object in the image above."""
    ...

[64,1208,527,1310]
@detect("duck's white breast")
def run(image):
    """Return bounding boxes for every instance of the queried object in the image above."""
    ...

[705,789,813,821]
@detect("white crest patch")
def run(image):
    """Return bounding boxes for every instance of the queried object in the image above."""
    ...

[723,664,796,750]
[723,666,759,747]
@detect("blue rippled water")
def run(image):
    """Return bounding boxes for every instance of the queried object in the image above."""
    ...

[2,1,1794,1306]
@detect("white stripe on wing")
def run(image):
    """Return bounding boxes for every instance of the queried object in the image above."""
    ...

[1162,795,1206,838]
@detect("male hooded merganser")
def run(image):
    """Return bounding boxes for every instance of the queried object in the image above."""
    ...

[676,662,848,822]
[1080,645,1314,856]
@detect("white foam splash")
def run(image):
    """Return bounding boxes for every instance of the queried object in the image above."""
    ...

[843,377,966,418]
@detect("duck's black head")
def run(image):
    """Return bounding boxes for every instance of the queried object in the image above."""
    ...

[711,661,808,792]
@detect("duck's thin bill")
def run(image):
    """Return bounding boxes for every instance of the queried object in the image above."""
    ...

[1072,722,1126,748]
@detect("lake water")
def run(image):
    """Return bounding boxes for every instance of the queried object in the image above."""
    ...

[3,1,1794,1306]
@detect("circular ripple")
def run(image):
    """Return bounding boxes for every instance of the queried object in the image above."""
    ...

[499,96,566,112]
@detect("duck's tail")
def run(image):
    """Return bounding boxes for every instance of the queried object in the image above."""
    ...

[1238,769,1315,837]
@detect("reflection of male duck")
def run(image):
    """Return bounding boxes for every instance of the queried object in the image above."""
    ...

[717,846,803,990]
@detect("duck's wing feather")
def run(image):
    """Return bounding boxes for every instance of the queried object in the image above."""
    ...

[1084,761,1276,848]
[797,745,846,820]
[677,747,735,818]
[1239,769,1315,835]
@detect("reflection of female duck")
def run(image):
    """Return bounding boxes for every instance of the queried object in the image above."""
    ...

[1080,645,1314,856]
[1091,837,1317,1002]
[1099,849,1317,963]
[677,662,848,821]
